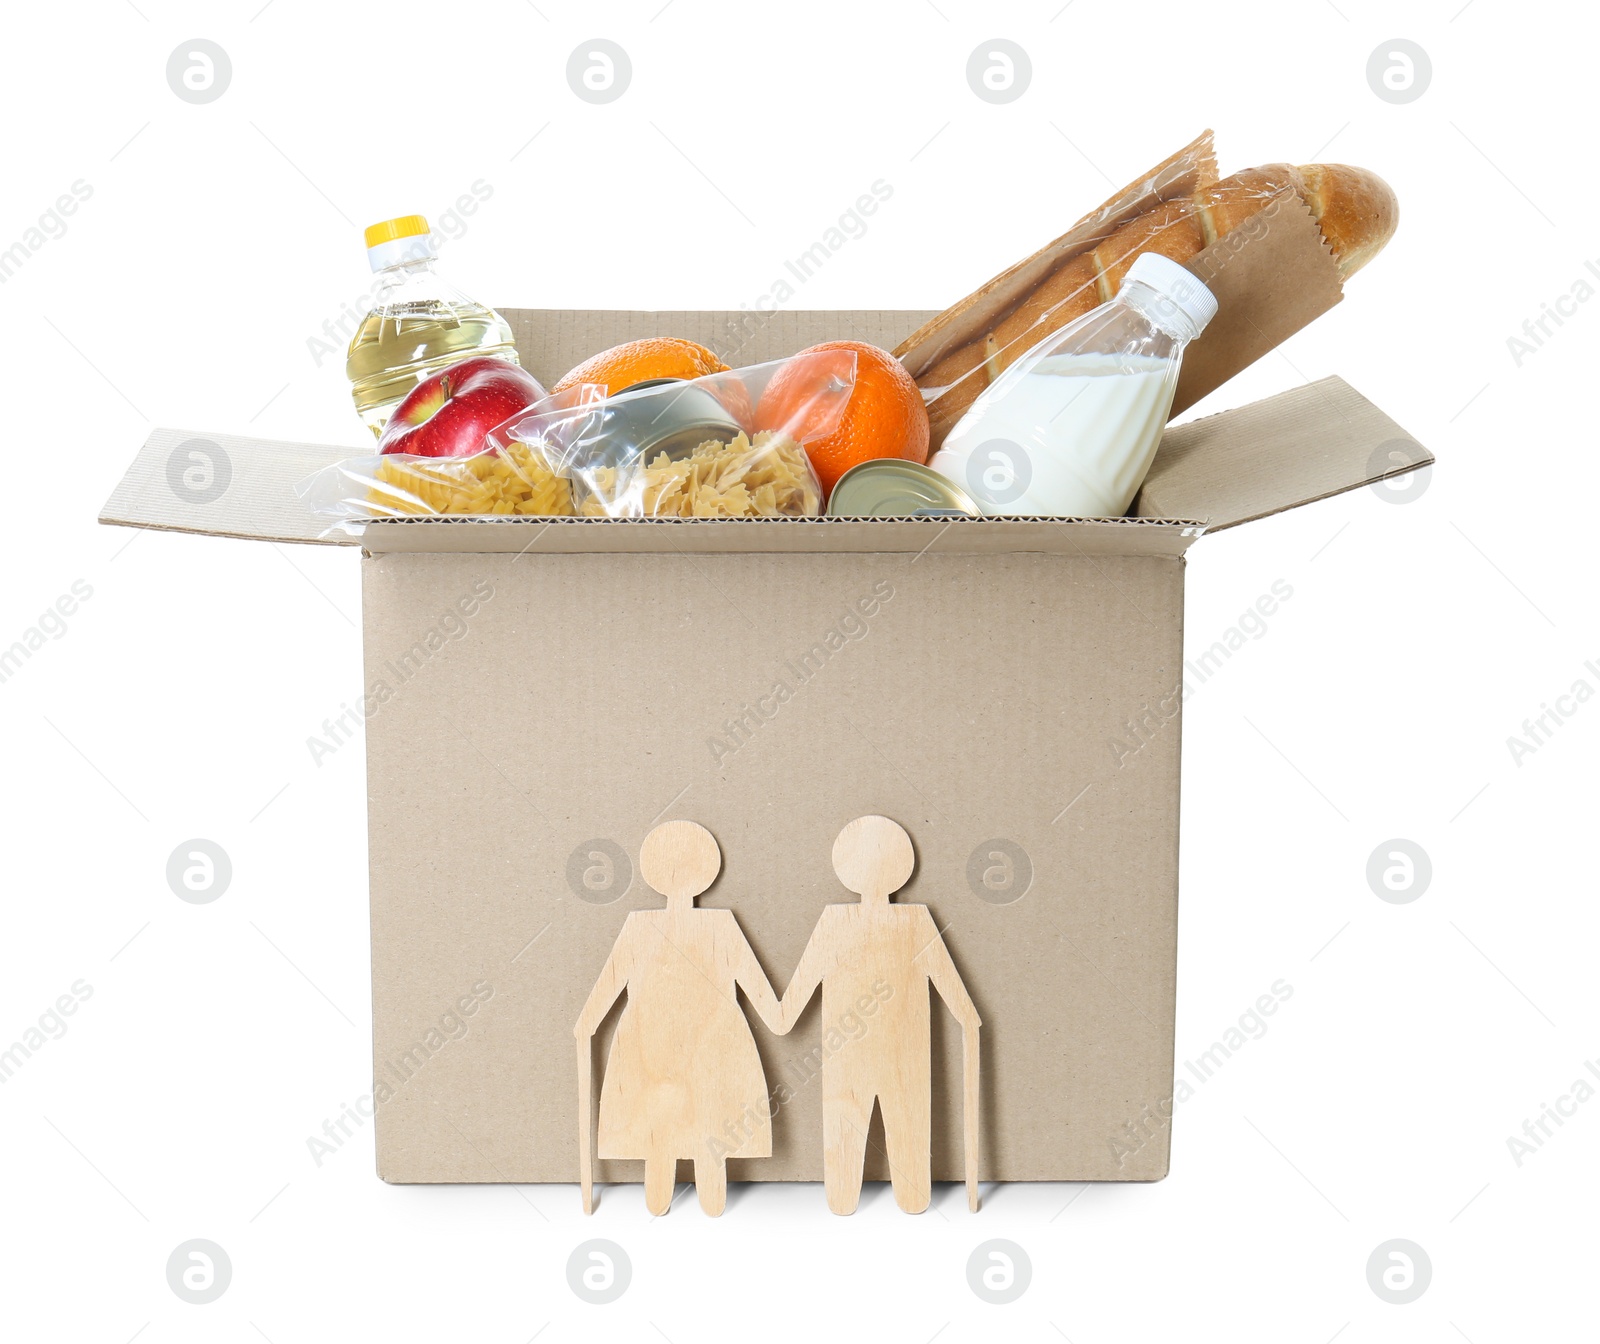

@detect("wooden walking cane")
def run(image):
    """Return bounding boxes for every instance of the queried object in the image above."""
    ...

[577,1036,594,1214]
[963,1021,981,1212]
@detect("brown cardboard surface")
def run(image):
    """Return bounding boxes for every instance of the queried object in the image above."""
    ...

[1135,376,1433,529]
[363,544,1186,1183]
[98,427,358,546]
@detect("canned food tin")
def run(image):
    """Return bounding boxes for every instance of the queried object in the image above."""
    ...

[827,460,982,517]
[569,376,744,471]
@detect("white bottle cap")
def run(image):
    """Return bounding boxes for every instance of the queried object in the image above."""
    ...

[1122,252,1218,334]
[364,215,438,272]
[367,233,436,272]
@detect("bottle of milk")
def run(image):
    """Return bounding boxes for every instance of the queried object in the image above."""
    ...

[929,253,1217,517]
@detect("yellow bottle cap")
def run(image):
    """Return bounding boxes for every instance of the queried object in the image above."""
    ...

[363,215,431,249]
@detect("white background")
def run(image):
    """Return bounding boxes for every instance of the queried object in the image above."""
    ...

[2,0,1594,1339]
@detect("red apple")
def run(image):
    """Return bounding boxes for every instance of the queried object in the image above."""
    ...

[378,356,547,458]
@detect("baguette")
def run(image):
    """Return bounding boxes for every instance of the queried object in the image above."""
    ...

[914,161,1398,432]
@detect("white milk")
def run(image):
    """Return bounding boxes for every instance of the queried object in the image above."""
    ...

[929,353,1175,517]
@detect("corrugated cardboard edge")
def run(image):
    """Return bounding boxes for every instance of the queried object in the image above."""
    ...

[1136,375,1432,529]
[360,514,1204,558]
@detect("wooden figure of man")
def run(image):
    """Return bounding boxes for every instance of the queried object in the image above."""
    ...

[776,815,981,1214]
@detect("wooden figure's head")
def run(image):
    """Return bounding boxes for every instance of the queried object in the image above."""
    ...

[639,820,721,904]
[831,815,915,903]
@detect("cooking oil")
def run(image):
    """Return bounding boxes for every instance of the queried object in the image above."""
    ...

[346,215,520,438]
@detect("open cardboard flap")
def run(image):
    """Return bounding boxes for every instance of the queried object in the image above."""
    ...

[1134,375,1430,529]
[98,428,356,546]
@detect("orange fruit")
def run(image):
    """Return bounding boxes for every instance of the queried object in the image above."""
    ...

[552,337,730,396]
[754,341,929,499]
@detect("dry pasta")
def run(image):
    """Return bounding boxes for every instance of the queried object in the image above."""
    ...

[368,441,574,517]
[580,432,820,518]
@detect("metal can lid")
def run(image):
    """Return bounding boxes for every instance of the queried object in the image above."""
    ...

[827,460,982,517]
[575,377,744,469]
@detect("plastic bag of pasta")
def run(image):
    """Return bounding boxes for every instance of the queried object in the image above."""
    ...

[298,432,578,537]
[297,358,587,535]
[491,349,855,518]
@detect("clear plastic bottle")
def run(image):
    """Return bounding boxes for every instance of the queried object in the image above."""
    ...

[929,252,1217,517]
[345,215,520,438]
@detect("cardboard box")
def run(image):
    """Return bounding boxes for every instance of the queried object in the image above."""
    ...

[100,303,1431,1186]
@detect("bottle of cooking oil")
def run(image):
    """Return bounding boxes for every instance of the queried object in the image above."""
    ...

[346,215,520,437]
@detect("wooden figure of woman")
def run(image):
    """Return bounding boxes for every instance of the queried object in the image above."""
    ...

[575,820,782,1216]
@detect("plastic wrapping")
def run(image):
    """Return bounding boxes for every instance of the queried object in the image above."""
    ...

[497,351,850,519]
[301,352,853,535]
[896,132,1305,448]
[296,398,584,536]
[929,171,1291,402]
